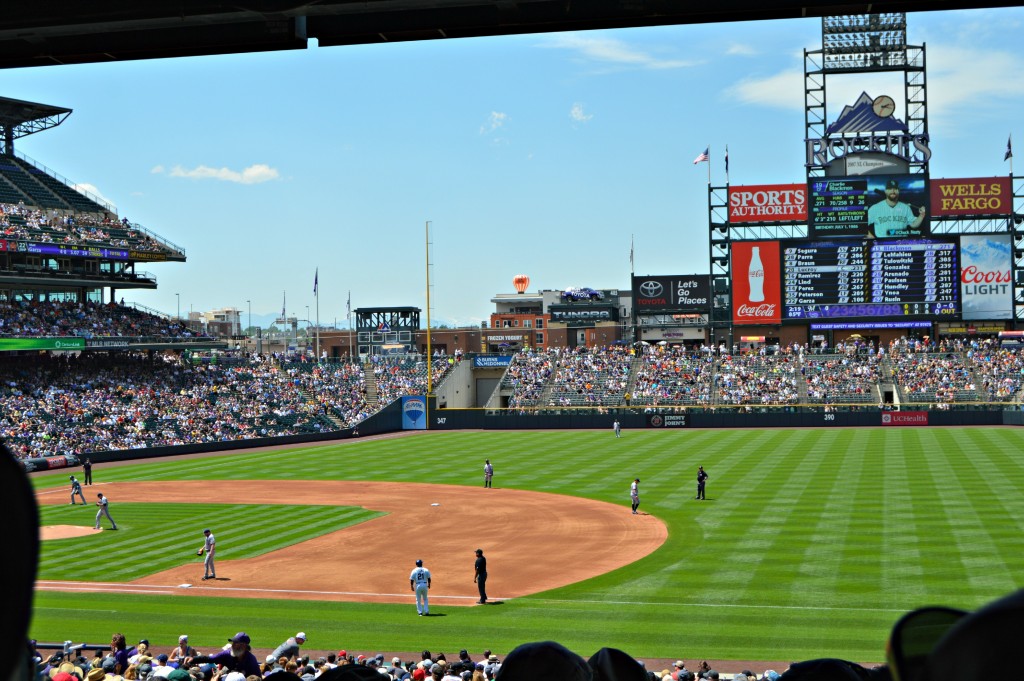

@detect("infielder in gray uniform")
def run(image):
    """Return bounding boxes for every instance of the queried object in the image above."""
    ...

[70,475,86,505]
[95,493,117,530]
[867,179,926,238]
[410,559,431,615]
[198,528,216,580]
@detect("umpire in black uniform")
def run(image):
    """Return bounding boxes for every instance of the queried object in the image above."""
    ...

[696,466,708,500]
[474,549,488,604]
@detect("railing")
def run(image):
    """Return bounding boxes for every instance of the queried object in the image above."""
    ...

[12,150,116,214]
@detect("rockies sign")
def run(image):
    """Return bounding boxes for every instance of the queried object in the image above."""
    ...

[632,275,710,313]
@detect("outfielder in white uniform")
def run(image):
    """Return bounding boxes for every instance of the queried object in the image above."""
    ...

[199,529,216,580]
[630,478,640,515]
[410,559,431,615]
[867,180,925,237]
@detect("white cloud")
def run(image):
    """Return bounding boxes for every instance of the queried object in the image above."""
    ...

[71,182,117,210]
[569,103,593,123]
[480,111,508,135]
[164,163,280,184]
[543,34,698,70]
[727,69,804,110]
[150,165,165,174]
[726,43,757,56]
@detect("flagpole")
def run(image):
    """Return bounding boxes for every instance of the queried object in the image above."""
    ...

[314,267,320,361]
[347,290,353,361]
[424,220,433,429]
[725,144,730,185]
[707,144,712,185]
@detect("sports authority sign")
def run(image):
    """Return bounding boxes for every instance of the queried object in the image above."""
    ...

[732,241,781,325]
[728,184,807,223]
[631,275,710,312]
[931,177,1012,217]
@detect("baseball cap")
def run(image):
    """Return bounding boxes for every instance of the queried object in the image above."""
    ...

[429,665,443,675]
[228,632,250,645]
[886,179,899,189]
[416,559,423,566]
[157,655,168,664]
[203,528,211,534]
[296,632,307,640]
[674,661,686,669]
[179,635,188,642]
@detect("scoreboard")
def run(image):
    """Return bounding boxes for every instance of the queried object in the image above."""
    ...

[783,238,958,320]
[808,174,929,238]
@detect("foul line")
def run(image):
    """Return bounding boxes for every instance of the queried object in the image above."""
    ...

[35,581,907,612]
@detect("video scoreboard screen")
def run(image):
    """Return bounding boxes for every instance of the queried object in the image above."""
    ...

[783,238,958,320]
[808,174,929,238]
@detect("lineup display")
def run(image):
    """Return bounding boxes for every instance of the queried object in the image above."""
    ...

[808,174,929,238]
[783,238,958,320]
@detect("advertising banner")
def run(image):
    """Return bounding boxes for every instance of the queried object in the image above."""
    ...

[881,411,929,426]
[0,337,86,352]
[631,275,710,312]
[646,413,689,428]
[401,396,427,430]
[728,184,807,223]
[473,355,514,368]
[960,235,1012,320]
[732,241,781,325]
[931,177,1012,217]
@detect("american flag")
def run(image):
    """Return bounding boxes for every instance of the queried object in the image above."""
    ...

[313,267,318,296]
[693,147,709,164]
[1005,136,1013,161]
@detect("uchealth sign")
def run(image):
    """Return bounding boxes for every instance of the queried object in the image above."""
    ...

[881,411,929,426]
[631,275,710,312]
[960,234,1012,320]
[931,177,1012,217]
[732,241,781,325]
[728,184,807,223]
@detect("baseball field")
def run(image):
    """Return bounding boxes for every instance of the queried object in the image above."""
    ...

[28,426,1024,665]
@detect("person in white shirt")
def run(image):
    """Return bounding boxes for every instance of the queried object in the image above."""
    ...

[409,559,431,615]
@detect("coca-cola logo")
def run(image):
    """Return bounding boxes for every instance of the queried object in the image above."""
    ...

[737,303,777,317]
[961,266,1010,284]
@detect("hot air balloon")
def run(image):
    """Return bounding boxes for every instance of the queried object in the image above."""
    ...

[513,274,530,294]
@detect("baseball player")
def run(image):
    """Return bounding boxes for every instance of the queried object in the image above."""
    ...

[69,475,86,505]
[198,528,216,580]
[483,459,493,488]
[867,179,926,238]
[613,419,621,438]
[630,478,640,515]
[410,559,431,616]
[94,492,117,530]
[696,466,708,500]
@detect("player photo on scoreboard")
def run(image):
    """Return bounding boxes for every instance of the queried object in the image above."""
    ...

[865,174,930,239]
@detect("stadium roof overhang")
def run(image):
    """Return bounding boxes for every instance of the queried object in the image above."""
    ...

[0,96,71,139]
[1,0,1023,70]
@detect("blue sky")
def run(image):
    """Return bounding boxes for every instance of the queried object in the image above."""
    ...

[3,8,1022,328]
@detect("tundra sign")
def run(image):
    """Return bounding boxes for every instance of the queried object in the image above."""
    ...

[631,275,710,313]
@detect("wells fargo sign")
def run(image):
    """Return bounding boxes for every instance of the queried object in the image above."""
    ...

[930,177,1012,217]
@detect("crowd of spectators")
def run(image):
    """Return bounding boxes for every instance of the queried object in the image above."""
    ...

[546,346,632,406]
[801,353,881,404]
[888,348,977,403]
[501,351,554,408]
[713,354,800,406]
[371,355,455,406]
[1,202,172,253]
[0,300,201,339]
[630,345,712,406]
[30,632,793,681]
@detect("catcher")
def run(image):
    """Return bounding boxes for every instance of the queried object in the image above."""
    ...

[198,528,216,581]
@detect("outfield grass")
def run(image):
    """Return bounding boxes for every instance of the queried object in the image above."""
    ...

[37,503,383,581]
[28,427,1024,662]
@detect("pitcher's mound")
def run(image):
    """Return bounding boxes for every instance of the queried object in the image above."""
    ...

[41,525,101,540]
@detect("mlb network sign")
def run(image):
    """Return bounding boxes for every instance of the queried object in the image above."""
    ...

[728,184,807,223]
[632,275,710,312]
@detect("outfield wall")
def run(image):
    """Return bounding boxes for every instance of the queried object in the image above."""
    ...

[25,400,1017,473]
[427,404,1007,431]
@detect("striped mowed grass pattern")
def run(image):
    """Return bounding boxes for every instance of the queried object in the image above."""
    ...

[29,427,1024,662]
[37,503,383,581]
